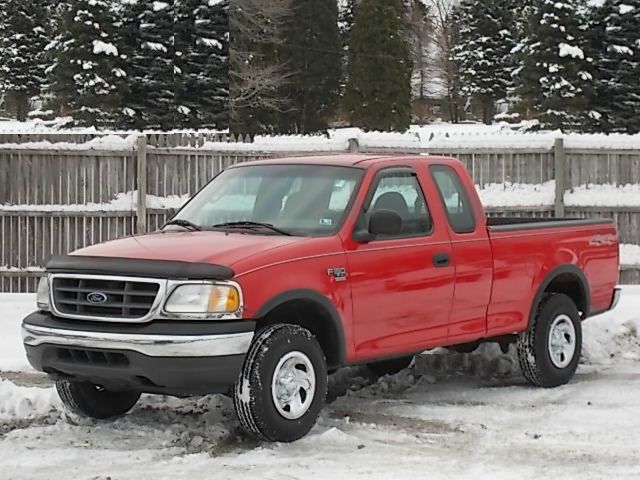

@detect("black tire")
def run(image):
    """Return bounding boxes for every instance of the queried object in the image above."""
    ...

[234,324,328,442]
[367,355,414,376]
[56,380,140,420]
[517,293,582,388]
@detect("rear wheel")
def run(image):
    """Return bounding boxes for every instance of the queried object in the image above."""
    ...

[367,355,414,376]
[234,324,328,442]
[517,293,582,388]
[56,380,140,420]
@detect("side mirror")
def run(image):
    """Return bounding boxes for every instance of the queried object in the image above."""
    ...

[166,208,177,220]
[353,209,402,243]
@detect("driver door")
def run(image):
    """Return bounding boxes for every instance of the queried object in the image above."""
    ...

[345,167,455,360]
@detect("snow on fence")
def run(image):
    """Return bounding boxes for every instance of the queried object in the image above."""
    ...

[1,131,640,291]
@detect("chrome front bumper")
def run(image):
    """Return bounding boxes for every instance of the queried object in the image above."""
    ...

[22,324,254,358]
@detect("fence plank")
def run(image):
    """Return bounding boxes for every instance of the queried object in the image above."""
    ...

[136,135,148,233]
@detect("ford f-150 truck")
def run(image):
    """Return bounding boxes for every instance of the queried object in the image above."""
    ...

[22,155,620,442]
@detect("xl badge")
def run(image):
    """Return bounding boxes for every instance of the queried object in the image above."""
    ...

[327,267,347,282]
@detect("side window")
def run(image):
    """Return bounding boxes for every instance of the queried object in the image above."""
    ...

[367,170,432,237]
[430,165,476,234]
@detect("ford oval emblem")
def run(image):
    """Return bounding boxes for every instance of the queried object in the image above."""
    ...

[87,292,108,304]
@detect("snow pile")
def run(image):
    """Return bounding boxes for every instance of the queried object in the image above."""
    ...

[0,191,189,212]
[0,266,45,273]
[565,183,640,207]
[477,182,640,207]
[0,380,58,420]
[583,286,640,364]
[331,128,421,149]
[478,181,556,207]
[0,134,138,151]
[196,129,640,152]
[421,131,558,150]
[0,294,36,372]
[621,244,640,266]
[1,122,640,151]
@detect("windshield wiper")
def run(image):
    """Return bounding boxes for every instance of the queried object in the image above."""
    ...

[212,221,293,236]
[164,219,203,231]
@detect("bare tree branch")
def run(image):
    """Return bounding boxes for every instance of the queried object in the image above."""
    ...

[230,0,293,121]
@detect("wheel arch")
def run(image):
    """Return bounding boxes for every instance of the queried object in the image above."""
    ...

[254,289,347,369]
[529,264,591,326]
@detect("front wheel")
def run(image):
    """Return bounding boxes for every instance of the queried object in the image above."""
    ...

[234,324,328,442]
[56,380,140,420]
[517,293,582,388]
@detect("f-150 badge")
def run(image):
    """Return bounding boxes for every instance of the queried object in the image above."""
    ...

[327,267,347,282]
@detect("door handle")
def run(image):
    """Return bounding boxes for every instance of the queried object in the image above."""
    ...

[432,253,451,268]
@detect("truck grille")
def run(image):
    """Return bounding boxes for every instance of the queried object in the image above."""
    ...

[51,276,161,321]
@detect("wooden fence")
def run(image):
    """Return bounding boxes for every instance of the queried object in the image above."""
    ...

[1,133,639,291]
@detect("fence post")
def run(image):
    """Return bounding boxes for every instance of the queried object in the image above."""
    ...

[136,134,148,233]
[554,137,566,218]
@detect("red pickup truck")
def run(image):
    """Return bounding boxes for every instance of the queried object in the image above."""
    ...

[22,155,620,442]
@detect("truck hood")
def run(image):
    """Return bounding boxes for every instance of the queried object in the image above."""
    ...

[73,231,306,272]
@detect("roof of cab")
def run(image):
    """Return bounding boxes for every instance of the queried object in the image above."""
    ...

[234,154,459,169]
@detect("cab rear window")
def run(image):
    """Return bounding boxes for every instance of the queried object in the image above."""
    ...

[430,165,476,234]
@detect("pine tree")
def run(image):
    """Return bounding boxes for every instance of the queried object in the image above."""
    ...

[0,0,49,121]
[339,0,358,49]
[514,0,591,131]
[338,0,358,97]
[278,0,342,133]
[176,0,229,130]
[345,0,412,131]
[453,0,516,124]
[48,0,123,127]
[590,0,640,134]
[120,0,175,130]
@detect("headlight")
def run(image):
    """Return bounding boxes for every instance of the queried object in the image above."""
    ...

[36,276,50,311]
[164,283,240,316]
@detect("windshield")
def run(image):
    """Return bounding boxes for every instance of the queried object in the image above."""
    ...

[170,164,363,236]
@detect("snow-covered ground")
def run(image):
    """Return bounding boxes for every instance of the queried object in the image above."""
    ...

[0,289,639,479]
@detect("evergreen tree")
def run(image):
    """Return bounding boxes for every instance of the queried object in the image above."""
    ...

[345,0,412,131]
[48,0,123,127]
[453,0,516,124]
[120,0,175,130]
[514,0,591,131]
[278,0,342,133]
[339,0,358,50]
[338,0,358,97]
[590,0,640,134]
[39,0,70,119]
[176,0,229,130]
[0,0,49,121]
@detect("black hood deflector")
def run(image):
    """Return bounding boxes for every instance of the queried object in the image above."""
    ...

[46,256,235,281]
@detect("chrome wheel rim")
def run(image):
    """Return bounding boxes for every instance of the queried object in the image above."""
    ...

[271,351,316,420]
[548,314,576,369]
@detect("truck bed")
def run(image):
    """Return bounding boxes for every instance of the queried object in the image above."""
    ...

[484,215,619,337]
